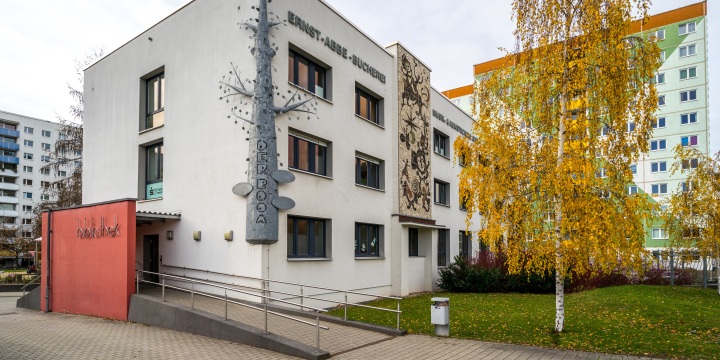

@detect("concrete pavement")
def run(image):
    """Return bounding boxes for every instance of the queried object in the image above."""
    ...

[1,292,662,359]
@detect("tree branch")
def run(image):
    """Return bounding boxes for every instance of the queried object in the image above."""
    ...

[223,82,255,97]
[274,98,312,115]
[243,22,258,32]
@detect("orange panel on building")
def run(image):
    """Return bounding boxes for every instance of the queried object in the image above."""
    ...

[40,199,136,321]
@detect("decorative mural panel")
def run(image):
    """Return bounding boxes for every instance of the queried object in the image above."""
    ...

[397,46,432,219]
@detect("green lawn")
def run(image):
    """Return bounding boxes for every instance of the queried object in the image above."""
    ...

[328,286,720,359]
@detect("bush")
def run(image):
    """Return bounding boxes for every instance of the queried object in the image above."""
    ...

[438,252,554,293]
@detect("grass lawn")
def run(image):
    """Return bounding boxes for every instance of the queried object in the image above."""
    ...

[327,285,720,359]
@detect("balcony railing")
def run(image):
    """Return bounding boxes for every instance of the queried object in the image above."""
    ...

[0,142,19,151]
[0,156,19,165]
[0,128,20,138]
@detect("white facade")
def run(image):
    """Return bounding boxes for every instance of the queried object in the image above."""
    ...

[83,0,478,298]
[0,110,64,241]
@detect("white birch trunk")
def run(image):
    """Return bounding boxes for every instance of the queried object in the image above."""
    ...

[555,271,565,332]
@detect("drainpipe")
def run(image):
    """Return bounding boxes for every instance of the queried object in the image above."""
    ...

[45,209,52,313]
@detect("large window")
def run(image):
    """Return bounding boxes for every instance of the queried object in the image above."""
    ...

[680,67,697,80]
[288,50,327,99]
[355,155,382,189]
[288,133,327,176]
[680,90,697,102]
[145,73,165,129]
[438,229,449,267]
[434,130,449,157]
[678,22,696,35]
[681,135,698,147]
[434,179,449,206]
[653,117,666,128]
[650,139,666,151]
[681,113,697,125]
[650,161,667,173]
[41,130,51,137]
[459,231,471,262]
[682,158,699,170]
[409,228,419,257]
[648,29,664,41]
[657,95,665,106]
[355,223,380,257]
[355,87,380,124]
[652,228,668,239]
[651,183,668,195]
[679,44,696,57]
[146,143,163,200]
[287,216,326,258]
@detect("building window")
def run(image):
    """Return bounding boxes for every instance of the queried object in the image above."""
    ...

[628,185,638,195]
[288,133,327,176]
[145,73,165,130]
[41,130,51,137]
[438,229,449,267]
[57,170,67,177]
[41,181,50,188]
[355,223,380,257]
[40,194,49,201]
[596,168,607,178]
[22,179,32,186]
[41,155,50,162]
[355,155,382,190]
[288,50,327,99]
[648,29,664,41]
[680,67,697,80]
[24,127,33,134]
[652,228,668,239]
[433,130,449,157]
[355,87,380,124]
[651,183,668,195]
[287,216,326,258]
[682,158,699,170]
[23,140,33,147]
[653,73,665,85]
[21,231,31,238]
[22,192,32,199]
[22,166,32,173]
[408,228,419,257]
[657,95,665,106]
[599,126,609,137]
[650,161,667,173]
[42,143,51,150]
[681,182,692,192]
[626,122,636,133]
[23,153,33,160]
[679,44,696,57]
[650,139,666,151]
[653,117,666,129]
[459,231,471,261]
[681,113,697,125]
[681,135,698,147]
[22,205,32,212]
[630,164,637,174]
[40,168,50,175]
[680,90,697,102]
[659,51,665,62]
[146,143,164,200]
[434,180,449,206]
[678,22,696,35]
[22,218,32,225]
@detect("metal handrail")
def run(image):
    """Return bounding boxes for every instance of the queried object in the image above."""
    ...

[162,264,403,329]
[21,274,41,296]
[136,270,328,349]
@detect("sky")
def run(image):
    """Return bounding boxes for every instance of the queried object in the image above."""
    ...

[0,0,709,123]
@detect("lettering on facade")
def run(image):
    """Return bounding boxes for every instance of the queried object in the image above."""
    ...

[76,215,121,239]
[287,10,386,84]
[432,109,473,139]
[255,140,269,225]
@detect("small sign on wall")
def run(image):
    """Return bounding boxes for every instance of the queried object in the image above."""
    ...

[146,182,163,200]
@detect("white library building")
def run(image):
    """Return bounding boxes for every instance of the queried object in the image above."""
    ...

[83,0,477,298]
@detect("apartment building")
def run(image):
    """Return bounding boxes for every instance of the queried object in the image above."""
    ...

[443,2,714,249]
[0,110,65,266]
[82,0,478,297]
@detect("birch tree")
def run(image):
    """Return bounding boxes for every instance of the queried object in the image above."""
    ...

[456,0,659,332]
[664,147,720,295]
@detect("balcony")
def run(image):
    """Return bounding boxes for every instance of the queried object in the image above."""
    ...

[0,142,19,151]
[0,196,19,204]
[0,169,18,177]
[0,210,19,218]
[0,156,19,165]
[0,182,19,191]
[0,128,20,138]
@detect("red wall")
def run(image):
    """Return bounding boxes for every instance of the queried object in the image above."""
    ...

[40,200,136,320]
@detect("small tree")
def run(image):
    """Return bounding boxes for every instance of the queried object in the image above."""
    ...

[0,219,30,268]
[456,0,659,332]
[32,49,104,238]
[663,147,720,294]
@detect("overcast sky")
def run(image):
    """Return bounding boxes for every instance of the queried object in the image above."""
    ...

[0,0,708,122]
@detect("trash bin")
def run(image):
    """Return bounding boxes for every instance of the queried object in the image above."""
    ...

[431,297,449,336]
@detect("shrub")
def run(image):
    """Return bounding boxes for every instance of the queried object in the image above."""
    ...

[438,252,554,293]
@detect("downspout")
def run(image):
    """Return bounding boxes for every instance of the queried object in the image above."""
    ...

[45,209,52,313]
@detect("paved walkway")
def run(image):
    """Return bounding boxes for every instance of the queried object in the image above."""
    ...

[1,292,662,359]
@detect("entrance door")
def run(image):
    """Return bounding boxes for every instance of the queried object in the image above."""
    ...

[143,235,159,282]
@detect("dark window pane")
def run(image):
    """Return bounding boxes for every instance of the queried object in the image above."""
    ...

[297,219,309,256]
[369,98,377,122]
[314,68,325,98]
[288,135,295,168]
[298,57,309,89]
[313,221,324,257]
[369,225,378,255]
[316,146,326,175]
[358,94,368,119]
[359,225,368,255]
[409,228,418,256]
[287,220,294,256]
[288,53,295,83]
[297,139,310,171]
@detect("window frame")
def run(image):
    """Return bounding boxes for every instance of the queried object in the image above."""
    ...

[681,135,698,147]
[434,179,450,206]
[24,127,33,134]
[288,132,328,177]
[680,112,697,125]
[287,215,327,259]
[355,87,381,125]
[651,183,668,195]
[652,228,668,239]
[433,130,450,158]
[144,73,165,130]
[355,222,381,258]
[657,95,665,106]
[679,44,697,58]
[41,130,51,138]
[355,155,382,190]
[654,73,665,85]
[408,228,419,257]
[23,140,33,147]
[459,231,471,262]
[628,185,638,195]
[679,67,697,80]
[678,21,696,36]
[438,229,449,267]
[650,161,667,173]
[650,139,667,151]
[145,142,164,200]
[288,49,328,99]
[682,158,699,170]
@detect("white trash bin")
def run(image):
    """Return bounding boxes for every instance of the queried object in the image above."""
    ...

[431,297,449,336]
